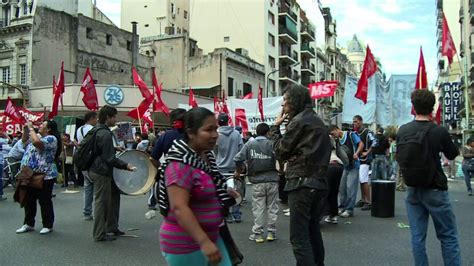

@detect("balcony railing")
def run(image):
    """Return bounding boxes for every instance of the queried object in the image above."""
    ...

[279,1,298,23]
[301,43,315,56]
[279,26,298,43]
[300,24,315,40]
[279,69,298,81]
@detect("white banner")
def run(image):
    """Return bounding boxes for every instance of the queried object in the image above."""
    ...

[342,75,377,124]
[179,97,283,133]
[389,74,416,127]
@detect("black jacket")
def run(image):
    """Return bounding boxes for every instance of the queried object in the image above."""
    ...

[271,107,331,180]
[89,123,128,176]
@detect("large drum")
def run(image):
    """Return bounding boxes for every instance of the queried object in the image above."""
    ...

[113,150,157,196]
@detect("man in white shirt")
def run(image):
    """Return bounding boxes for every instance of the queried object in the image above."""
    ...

[76,112,98,220]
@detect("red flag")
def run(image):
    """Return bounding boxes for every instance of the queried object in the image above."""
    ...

[355,46,377,104]
[80,68,99,111]
[1,113,6,132]
[213,96,223,114]
[49,75,61,119]
[188,87,198,108]
[415,48,428,90]
[151,70,170,116]
[435,103,442,125]
[132,67,153,101]
[17,106,44,124]
[4,97,25,123]
[221,94,233,126]
[442,13,457,66]
[258,85,264,121]
[142,109,154,133]
[127,98,152,120]
[241,92,253,99]
[57,62,65,108]
[308,81,338,99]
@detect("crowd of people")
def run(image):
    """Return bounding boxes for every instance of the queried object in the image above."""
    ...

[0,85,465,265]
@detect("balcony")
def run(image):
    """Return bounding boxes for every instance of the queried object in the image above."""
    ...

[279,26,297,45]
[301,63,316,76]
[279,68,298,84]
[301,43,315,58]
[300,24,315,42]
[279,1,298,24]
[279,48,297,64]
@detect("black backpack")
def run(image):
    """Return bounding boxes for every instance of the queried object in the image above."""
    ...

[397,123,436,187]
[74,127,105,171]
[336,132,355,167]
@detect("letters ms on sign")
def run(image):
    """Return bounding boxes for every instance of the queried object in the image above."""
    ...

[308,81,338,100]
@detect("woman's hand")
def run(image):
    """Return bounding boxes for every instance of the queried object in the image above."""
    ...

[275,111,288,126]
[200,239,222,265]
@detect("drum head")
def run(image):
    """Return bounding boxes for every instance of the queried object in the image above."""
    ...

[113,150,157,196]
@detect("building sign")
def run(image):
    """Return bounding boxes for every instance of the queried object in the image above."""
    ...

[104,85,124,106]
[442,82,462,123]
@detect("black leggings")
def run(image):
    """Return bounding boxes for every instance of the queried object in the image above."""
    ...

[24,179,55,228]
[327,163,344,217]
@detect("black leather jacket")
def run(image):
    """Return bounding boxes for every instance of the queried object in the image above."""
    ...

[271,107,331,180]
[89,124,128,176]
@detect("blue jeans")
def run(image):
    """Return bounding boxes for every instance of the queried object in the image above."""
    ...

[162,237,232,266]
[338,167,359,212]
[371,155,388,180]
[83,171,94,216]
[405,187,461,266]
[461,160,474,192]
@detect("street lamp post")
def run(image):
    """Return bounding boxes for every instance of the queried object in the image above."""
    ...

[0,81,26,107]
[266,61,300,97]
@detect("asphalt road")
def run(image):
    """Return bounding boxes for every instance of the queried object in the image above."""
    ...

[1,177,473,266]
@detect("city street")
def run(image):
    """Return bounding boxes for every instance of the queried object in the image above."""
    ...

[1,177,474,265]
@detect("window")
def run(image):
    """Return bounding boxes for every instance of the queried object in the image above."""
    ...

[268,33,275,47]
[106,34,112,45]
[171,3,175,15]
[269,79,276,96]
[224,36,230,42]
[127,40,132,51]
[2,66,11,83]
[23,3,28,15]
[86,27,93,39]
[243,82,252,96]
[269,56,275,68]
[144,24,149,27]
[177,8,180,14]
[184,11,188,19]
[228,77,234,97]
[268,11,275,25]
[177,27,181,34]
[20,64,27,85]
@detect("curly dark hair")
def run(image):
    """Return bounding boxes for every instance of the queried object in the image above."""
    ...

[283,84,312,118]
[411,89,435,115]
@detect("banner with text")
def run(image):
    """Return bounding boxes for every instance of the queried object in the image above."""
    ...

[342,75,377,124]
[441,82,462,123]
[1,109,45,135]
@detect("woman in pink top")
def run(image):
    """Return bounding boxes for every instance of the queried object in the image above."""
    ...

[160,107,233,266]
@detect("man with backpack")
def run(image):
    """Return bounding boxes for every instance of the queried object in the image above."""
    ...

[397,89,460,265]
[76,111,97,221]
[352,115,378,211]
[329,125,364,218]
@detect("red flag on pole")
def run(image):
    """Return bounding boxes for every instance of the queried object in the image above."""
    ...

[213,96,223,114]
[355,46,377,104]
[57,62,65,108]
[188,87,198,108]
[442,13,457,66]
[258,85,264,121]
[126,98,152,120]
[80,68,99,111]
[221,93,233,126]
[308,81,338,99]
[435,103,442,125]
[49,75,61,119]
[151,70,170,116]
[241,92,253,99]
[141,109,154,133]
[411,47,428,115]
[132,67,153,101]
[4,97,25,123]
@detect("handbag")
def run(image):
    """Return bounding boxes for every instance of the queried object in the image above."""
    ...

[16,166,45,190]
[219,222,243,265]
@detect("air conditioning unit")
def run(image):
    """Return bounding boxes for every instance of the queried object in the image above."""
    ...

[235,48,249,57]
[165,26,175,35]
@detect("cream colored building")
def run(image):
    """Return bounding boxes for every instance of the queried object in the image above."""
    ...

[121,0,190,38]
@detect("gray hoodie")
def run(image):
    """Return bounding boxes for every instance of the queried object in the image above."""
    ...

[216,126,243,173]
[234,136,279,184]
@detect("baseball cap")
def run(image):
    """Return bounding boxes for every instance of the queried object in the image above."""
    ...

[218,113,229,124]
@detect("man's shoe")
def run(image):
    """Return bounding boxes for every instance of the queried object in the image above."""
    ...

[110,230,125,236]
[266,232,276,241]
[284,211,290,217]
[361,203,372,211]
[0,195,6,201]
[469,190,473,196]
[355,200,365,208]
[324,216,338,224]
[95,235,117,242]
[16,224,34,234]
[234,218,242,223]
[339,210,353,218]
[39,228,53,234]
[338,208,344,215]
[249,234,264,243]
[83,215,93,221]
[282,208,290,213]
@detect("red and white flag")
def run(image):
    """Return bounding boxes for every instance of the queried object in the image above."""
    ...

[221,93,233,126]
[188,87,198,108]
[442,13,457,66]
[141,109,154,133]
[241,92,253,99]
[4,97,25,123]
[132,67,153,101]
[214,96,223,114]
[151,70,170,116]
[80,68,99,111]
[308,81,338,99]
[126,98,152,120]
[258,85,264,121]
[411,47,428,115]
[355,46,377,104]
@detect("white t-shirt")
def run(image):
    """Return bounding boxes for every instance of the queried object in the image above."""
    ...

[77,124,94,143]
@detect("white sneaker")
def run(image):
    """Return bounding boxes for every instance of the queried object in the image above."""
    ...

[39,228,52,234]
[283,208,290,213]
[324,216,338,224]
[339,210,353,218]
[284,211,290,217]
[16,224,34,234]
